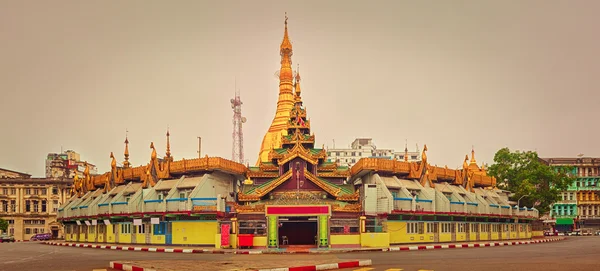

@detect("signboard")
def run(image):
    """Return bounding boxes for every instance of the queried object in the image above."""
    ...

[84,221,91,226]
[133,219,142,226]
[91,220,97,225]
[151,217,160,225]
[265,205,330,216]
[103,219,111,225]
[76,221,81,225]
[220,224,230,247]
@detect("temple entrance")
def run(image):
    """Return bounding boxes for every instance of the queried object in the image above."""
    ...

[278,216,317,246]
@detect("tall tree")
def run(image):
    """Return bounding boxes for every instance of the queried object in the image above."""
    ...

[488,148,575,214]
[0,218,8,233]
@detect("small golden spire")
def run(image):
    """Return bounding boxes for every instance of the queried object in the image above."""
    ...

[404,139,408,162]
[295,64,301,96]
[470,146,476,164]
[166,128,171,158]
[123,132,130,168]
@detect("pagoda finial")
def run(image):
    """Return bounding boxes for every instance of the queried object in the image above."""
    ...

[280,12,292,53]
[165,128,171,159]
[404,139,408,162]
[123,129,130,168]
[470,146,476,164]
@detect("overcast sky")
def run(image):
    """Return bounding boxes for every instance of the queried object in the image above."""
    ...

[1,0,599,177]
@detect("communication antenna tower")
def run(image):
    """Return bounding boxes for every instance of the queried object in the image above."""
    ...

[231,82,246,163]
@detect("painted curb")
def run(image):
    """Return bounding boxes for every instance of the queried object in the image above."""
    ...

[43,238,565,255]
[109,260,372,271]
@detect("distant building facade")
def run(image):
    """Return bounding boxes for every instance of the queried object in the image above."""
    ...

[0,168,31,179]
[46,150,98,179]
[0,168,73,240]
[326,138,421,167]
[540,157,600,232]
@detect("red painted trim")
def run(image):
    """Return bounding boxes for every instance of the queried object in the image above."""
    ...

[266,205,330,216]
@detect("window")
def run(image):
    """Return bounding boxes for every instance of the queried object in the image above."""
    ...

[10,188,15,195]
[153,222,166,235]
[1,200,7,212]
[137,225,145,234]
[25,200,31,212]
[426,223,436,233]
[33,201,39,213]
[2,188,7,195]
[52,187,58,195]
[25,228,31,234]
[42,201,47,213]
[41,188,47,195]
[158,194,163,200]
[411,156,417,160]
[238,220,266,235]
[179,192,185,199]
[10,200,15,212]
[25,188,31,195]
[121,223,132,234]
[330,218,359,234]
[457,223,465,233]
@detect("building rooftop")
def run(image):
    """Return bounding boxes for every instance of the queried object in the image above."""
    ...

[0,167,32,179]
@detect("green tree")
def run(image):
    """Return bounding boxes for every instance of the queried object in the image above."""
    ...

[488,147,575,214]
[0,218,8,233]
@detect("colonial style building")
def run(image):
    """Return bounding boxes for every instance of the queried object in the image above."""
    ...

[540,157,600,232]
[0,168,72,240]
[57,16,539,249]
[326,138,421,168]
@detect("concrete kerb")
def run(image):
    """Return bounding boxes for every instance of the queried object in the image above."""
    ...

[43,238,565,255]
[109,260,373,271]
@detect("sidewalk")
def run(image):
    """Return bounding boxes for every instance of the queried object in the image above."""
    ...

[42,237,565,255]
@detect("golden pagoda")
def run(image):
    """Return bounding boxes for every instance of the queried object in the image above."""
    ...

[256,13,296,165]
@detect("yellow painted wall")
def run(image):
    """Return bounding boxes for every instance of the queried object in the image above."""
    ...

[106,225,115,243]
[151,234,166,245]
[172,221,217,245]
[135,234,146,244]
[480,232,489,240]
[87,232,96,242]
[331,234,360,245]
[439,233,451,242]
[360,232,390,248]
[491,232,499,240]
[387,221,434,244]
[215,233,238,248]
[118,225,131,244]
[253,236,267,247]
[456,233,466,241]
[98,232,104,243]
[469,233,476,241]
[502,232,509,239]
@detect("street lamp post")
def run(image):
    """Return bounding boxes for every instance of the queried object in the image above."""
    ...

[517,194,529,207]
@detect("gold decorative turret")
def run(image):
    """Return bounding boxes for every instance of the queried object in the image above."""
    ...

[123,136,130,168]
[294,64,301,98]
[165,129,173,162]
[404,139,409,162]
[257,13,296,165]
[470,146,477,164]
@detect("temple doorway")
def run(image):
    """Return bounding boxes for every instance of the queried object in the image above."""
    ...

[278,216,317,246]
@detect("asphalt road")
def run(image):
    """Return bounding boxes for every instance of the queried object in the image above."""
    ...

[0,238,598,271]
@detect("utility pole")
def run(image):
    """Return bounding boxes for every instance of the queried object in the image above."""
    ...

[197,136,202,158]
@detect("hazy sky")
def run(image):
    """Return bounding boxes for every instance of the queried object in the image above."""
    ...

[1,0,599,177]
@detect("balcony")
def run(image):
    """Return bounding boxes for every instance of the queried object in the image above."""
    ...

[449,201,465,213]
[414,199,433,212]
[393,197,412,211]
[578,200,600,205]
[111,202,129,215]
[577,186,600,191]
[166,198,190,212]
[144,199,165,213]
[97,203,110,215]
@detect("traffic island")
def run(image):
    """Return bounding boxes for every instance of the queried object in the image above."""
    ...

[109,259,373,271]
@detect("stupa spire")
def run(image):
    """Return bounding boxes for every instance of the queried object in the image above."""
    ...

[123,129,130,168]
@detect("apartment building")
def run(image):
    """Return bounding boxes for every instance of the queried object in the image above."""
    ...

[326,138,421,167]
[0,168,72,240]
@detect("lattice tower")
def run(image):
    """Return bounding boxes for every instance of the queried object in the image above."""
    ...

[231,88,246,163]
